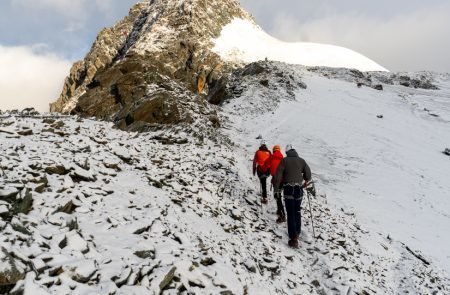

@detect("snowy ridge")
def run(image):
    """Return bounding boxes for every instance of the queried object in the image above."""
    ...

[213,19,388,72]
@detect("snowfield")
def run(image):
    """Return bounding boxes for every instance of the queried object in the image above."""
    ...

[222,62,450,274]
[1,64,450,294]
[213,18,388,72]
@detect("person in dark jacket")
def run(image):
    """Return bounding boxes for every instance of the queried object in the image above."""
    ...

[274,144,312,248]
[253,140,271,204]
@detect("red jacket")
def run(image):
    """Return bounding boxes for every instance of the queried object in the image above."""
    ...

[267,150,284,176]
[253,147,271,174]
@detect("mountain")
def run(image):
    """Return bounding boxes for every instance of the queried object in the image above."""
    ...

[2,0,449,294]
[50,0,253,131]
[50,0,386,131]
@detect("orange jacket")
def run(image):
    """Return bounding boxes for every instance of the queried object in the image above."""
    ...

[253,147,271,174]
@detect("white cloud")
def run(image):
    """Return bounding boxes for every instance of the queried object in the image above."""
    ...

[269,4,450,72]
[0,45,71,112]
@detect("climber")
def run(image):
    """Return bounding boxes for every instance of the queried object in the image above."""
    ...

[265,145,286,223]
[253,140,271,204]
[274,144,312,248]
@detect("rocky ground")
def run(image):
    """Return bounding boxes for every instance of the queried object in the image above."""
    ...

[1,103,449,294]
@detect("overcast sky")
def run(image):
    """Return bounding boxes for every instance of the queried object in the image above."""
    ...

[1,0,449,112]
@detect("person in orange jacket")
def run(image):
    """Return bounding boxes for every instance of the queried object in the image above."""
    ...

[253,140,271,204]
[266,145,286,223]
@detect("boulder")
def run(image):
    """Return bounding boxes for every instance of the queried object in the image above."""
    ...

[444,148,450,156]
[159,267,176,291]
[373,84,383,91]
[45,165,68,175]
[17,129,33,136]
[0,248,26,292]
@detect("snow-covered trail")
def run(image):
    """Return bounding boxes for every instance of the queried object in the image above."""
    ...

[223,70,450,274]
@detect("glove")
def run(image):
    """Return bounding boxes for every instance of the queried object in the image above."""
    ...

[306,183,316,197]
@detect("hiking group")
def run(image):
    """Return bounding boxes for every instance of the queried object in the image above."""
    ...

[253,140,312,248]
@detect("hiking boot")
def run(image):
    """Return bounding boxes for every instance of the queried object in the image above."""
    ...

[276,215,286,223]
[288,239,299,249]
[261,198,268,204]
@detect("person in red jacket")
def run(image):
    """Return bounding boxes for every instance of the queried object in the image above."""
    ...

[253,140,271,204]
[266,145,286,223]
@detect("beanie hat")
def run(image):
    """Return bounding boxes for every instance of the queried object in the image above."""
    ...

[285,144,294,152]
[273,145,281,152]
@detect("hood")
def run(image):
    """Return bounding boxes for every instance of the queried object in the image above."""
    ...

[286,149,299,157]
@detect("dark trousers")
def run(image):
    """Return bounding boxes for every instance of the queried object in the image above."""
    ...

[275,192,285,217]
[257,171,268,198]
[285,197,302,240]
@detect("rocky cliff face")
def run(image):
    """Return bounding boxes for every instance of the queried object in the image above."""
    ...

[50,0,253,131]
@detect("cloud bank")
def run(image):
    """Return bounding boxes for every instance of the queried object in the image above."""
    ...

[0,45,71,112]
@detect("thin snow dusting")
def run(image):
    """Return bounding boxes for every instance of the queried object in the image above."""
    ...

[213,18,388,72]
[222,63,450,276]
[1,66,449,293]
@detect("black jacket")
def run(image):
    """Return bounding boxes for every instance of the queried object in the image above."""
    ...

[274,149,311,190]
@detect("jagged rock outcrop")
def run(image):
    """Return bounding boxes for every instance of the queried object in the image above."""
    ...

[51,0,254,131]
[50,2,148,113]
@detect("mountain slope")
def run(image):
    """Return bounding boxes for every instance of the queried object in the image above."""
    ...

[1,65,450,293]
[222,61,450,275]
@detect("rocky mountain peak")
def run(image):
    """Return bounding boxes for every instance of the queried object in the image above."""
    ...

[50,0,254,131]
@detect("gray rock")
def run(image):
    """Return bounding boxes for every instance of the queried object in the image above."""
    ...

[242,63,266,76]
[200,257,216,266]
[259,79,269,87]
[0,247,26,291]
[159,266,176,291]
[373,84,383,91]
[17,129,33,136]
[0,187,19,199]
[134,250,155,259]
[55,200,79,214]
[444,148,450,156]
[45,165,68,175]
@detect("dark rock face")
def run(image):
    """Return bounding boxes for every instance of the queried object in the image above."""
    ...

[51,0,253,132]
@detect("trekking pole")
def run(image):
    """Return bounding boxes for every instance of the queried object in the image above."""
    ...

[306,190,316,239]
[259,181,263,215]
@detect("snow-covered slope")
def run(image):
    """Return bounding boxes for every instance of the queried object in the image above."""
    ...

[1,64,450,293]
[222,62,450,275]
[213,19,388,72]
